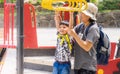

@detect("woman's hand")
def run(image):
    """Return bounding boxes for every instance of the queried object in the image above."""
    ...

[67,28,76,37]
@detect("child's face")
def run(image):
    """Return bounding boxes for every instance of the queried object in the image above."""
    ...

[59,24,69,35]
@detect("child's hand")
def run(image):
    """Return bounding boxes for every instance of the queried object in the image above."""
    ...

[69,11,74,15]
[55,11,60,16]
[54,11,62,21]
[54,11,62,30]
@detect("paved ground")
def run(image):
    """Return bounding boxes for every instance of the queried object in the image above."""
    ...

[1,48,74,74]
[1,49,53,74]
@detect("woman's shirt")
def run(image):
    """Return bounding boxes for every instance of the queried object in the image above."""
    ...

[74,23,99,71]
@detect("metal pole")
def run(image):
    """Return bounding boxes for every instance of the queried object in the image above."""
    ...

[16,0,24,74]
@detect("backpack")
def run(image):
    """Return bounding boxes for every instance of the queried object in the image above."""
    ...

[75,23,111,65]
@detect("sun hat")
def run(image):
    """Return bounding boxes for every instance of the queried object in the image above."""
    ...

[60,21,69,26]
[82,3,98,20]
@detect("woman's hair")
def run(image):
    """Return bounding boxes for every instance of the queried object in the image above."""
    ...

[89,18,95,23]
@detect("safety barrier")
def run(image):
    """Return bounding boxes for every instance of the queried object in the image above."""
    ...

[1,3,38,49]
[1,2,16,48]
[24,3,38,48]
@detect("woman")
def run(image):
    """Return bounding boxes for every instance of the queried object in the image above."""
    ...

[67,3,100,74]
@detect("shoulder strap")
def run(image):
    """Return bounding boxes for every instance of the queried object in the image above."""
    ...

[85,23,94,36]
[99,26,110,49]
[75,24,84,34]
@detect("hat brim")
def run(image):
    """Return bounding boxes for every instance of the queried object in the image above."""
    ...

[82,10,96,20]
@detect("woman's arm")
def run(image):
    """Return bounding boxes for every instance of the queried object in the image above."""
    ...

[67,29,93,52]
[69,12,74,29]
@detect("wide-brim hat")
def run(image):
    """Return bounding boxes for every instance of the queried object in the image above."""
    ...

[82,3,98,20]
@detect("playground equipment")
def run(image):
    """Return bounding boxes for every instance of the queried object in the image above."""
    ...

[0,0,88,49]
[2,0,15,48]
[41,0,88,11]
[1,1,38,49]
[1,0,120,74]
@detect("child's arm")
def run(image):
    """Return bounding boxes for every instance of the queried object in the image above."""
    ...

[69,12,74,29]
[54,11,62,30]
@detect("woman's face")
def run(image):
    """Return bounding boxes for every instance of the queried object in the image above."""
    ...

[79,13,90,23]
[59,24,69,35]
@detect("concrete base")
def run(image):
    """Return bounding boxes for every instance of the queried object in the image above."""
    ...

[24,49,55,56]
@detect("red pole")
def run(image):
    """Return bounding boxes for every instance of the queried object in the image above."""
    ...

[7,5,10,45]
[4,3,6,44]
[11,4,15,45]
[4,0,7,45]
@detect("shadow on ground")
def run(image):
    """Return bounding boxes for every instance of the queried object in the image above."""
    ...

[24,62,74,74]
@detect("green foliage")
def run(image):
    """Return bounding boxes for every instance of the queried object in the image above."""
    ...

[98,0,120,12]
[0,0,3,3]
[11,0,16,3]
[90,0,99,5]
[29,0,42,4]
[0,0,41,4]
[36,0,42,5]
[0,0,16,3]
[37,0,42,3]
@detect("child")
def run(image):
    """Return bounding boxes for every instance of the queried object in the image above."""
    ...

[52,11,73,74]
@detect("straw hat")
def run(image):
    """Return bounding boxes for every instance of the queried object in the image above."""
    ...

[82,3,98,20]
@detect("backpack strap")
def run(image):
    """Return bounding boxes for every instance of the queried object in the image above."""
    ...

[84,22,97,56]
[75,24,84,34]
[85,22,94,36]
[99,27,110,49]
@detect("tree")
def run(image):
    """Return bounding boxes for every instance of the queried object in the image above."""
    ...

[0,0,3,3]
[90,0,99,5]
